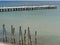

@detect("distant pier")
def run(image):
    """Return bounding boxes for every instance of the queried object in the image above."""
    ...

[0,5,57,12]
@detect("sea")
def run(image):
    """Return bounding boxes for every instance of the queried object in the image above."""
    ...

[0,1,60,45]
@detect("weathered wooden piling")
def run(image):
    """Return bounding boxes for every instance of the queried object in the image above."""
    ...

[35,31,37,45]
[24,29,26,45]
[30,35,32,45]
[28,27,30,45]
[2,24,38,45]
[11,25,16,45]
[28,27,32,45]
[2,24,7,43]
[19,26,21,45]
[19,26,23,45]
[11,25,13,44]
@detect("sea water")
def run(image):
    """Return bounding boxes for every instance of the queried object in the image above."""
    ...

[0,1,60,45]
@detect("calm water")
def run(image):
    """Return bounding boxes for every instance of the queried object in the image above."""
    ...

[0,1,60,45]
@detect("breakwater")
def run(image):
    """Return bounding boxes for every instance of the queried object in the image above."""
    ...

[0,5,57,12]
[2,24,37,45]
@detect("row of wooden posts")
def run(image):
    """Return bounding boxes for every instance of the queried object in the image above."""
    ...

[2,24,37,45]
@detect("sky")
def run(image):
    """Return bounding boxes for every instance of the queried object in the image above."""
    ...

[0,0,60,1]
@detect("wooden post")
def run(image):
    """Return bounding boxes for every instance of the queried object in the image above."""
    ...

[1,9,2,12]
[28,27,30,45]
[11,25,13,44]
[35,31,37,45]
[28,27,32,45]
[11,25,16,45]
[29,28,32,45]
[24,29,26,45]
[2,24,7,43]
[19,26,21,45]
[13,28,16,45]
[30,35,32,45]
[19,26,23,45]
